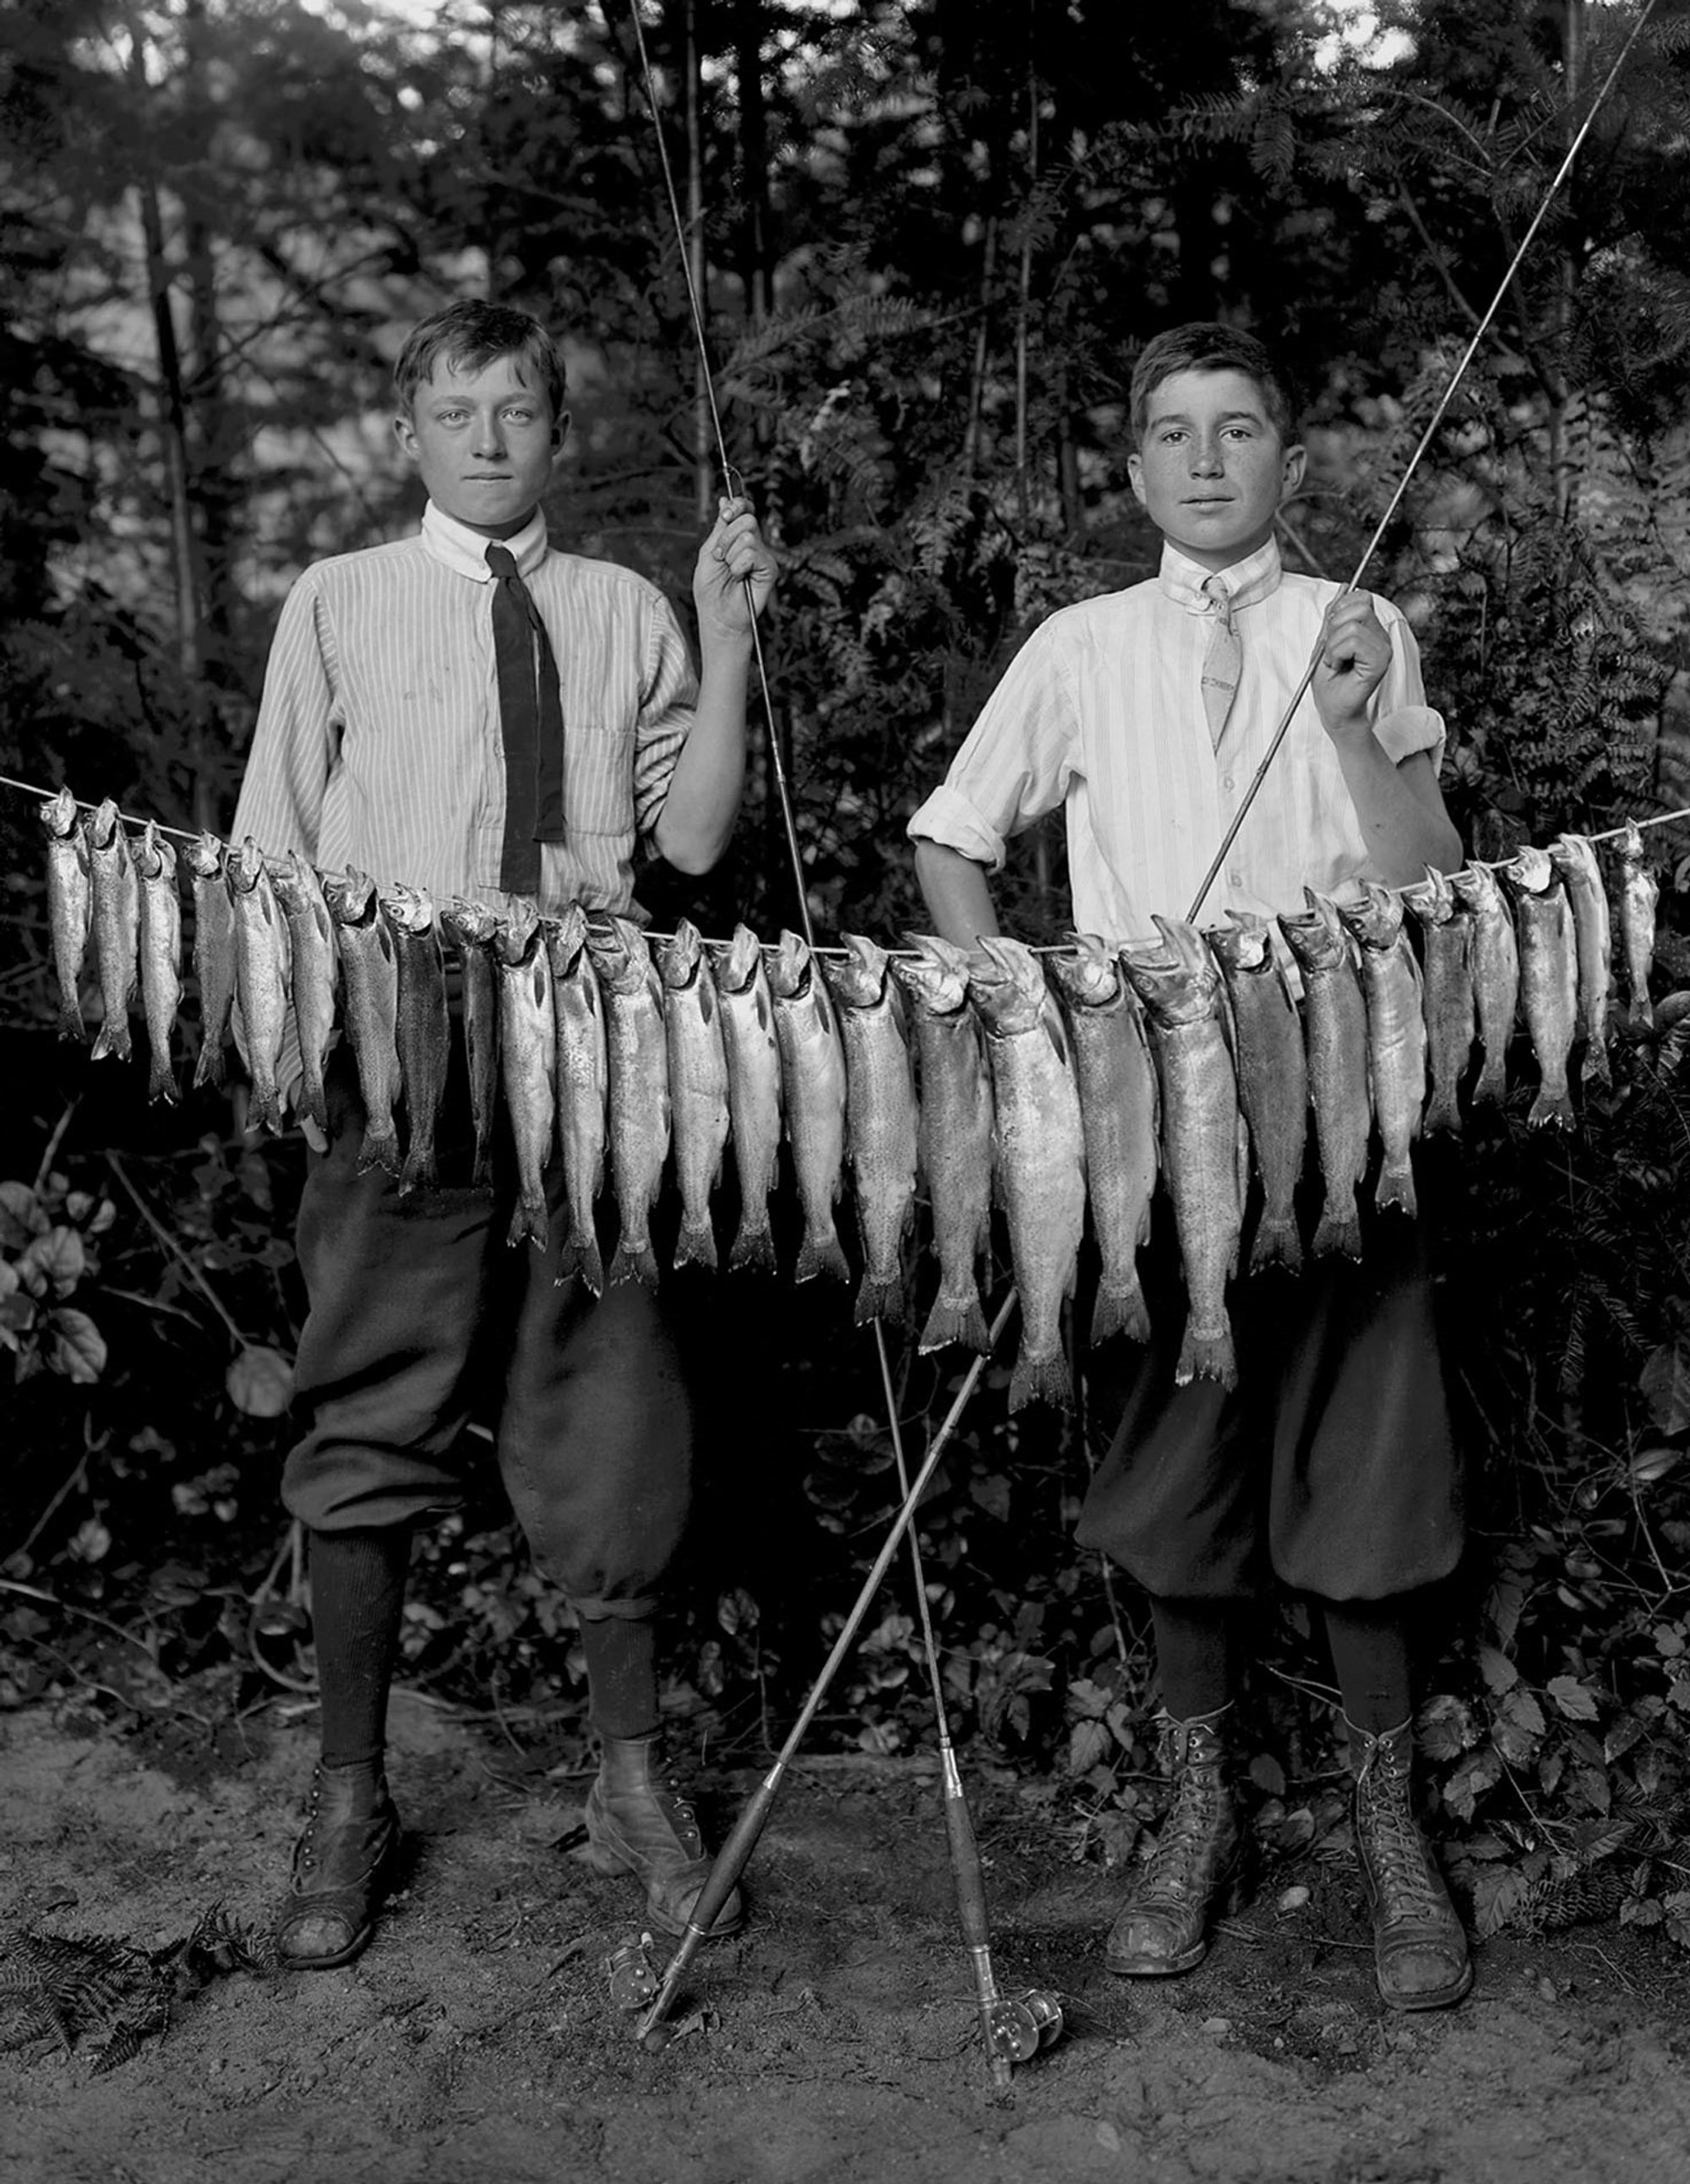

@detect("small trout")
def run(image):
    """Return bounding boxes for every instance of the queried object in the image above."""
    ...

[967,936,1086,1411]
[1403,865,1475,1138]
[1049,933,1159,1335]
[228,838,292,1135]
[712,924,785,1276]
[134,822,183,1105]
[548,904,608,1292]
[494,903,559,1249]
[40,786,90,1041]
[440,897,502,1188]
[586,914,672,1289]
[270,852,340,1138]
[85,799,139,1064]
[1448,863,1518,1109]
[384,883,451,1194]
[1502,846,1579,1130]
[1278,891,1371,1260]
[824,934,919,1327]
[184,833,237,1092]
[659,917,731,1274]
[322,867,403,1175]
[896,934,994,1356]
[1616,820,1659,1030]
[1121,920,1242,1390]
[767,930,850,1286]
[1335,883,1426,1218]
[1550,833,1613,1089]
[1209,913,1306,1274]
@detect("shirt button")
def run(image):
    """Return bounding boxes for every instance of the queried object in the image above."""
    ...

[1221,773,1235,792]
[1229,870,1243,887]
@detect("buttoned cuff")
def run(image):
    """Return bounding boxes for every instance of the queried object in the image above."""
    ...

[907,784,1008,873]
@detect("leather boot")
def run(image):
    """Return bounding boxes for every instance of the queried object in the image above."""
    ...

[1105,1708,1248,1976]
[1350,1714,1472,2011]
[275,1759,401,1971]
[581,1734,745,1941]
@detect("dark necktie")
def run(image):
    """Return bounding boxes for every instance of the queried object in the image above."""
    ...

[485,543,566,894]
[1200,573,1242,750]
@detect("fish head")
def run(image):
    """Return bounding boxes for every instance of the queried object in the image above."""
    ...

[135,819,175,883]
[966,935,1051,1034]
[893,933,973,1016]
[387,884,439,937]
[1550,833,1600,887]
[585,911,652,991]
[1333,880,1404,952]
[659,916,705,991]
[493,897,543,966]
[440,894,499,949]
[1278,890,1350,975]
[822,932,889,1010]
[1402,864,1455,928]
[1047,932,1120,1009]
[226,837,267,893]
[1121,925,1219,1025]
[542,898,589,974]
[766,928,814,1001]
[39,785,79,839]
[1502,844,1555,898]
[85,797,124,852]
[1621,820,1646,865]
[712,922,763,995]
[183,832,226,882]
[1448,862,1504,921]
[322,866,378,925]
[1208,912,1274,978]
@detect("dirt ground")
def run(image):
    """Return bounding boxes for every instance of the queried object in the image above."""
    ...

[3,1692,1687,2184]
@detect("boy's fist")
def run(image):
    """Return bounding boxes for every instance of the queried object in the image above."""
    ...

[693,494,777,642]
[1312,592,1392,734]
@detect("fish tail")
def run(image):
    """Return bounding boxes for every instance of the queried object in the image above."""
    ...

[56,1001,85,1042]
[919,1291,991,1357]
[555,1224,606,1296]
[506,1194,549,1250]
[728,1216,777,1274]
[1009,1345,1072,1414]
[1088,1278,1151,1348]
[1630,995,1655,1030]
[471,1136,494,1191]
[673,1216,718,1273]
[853,1270,905,1327]
[1374,1160,1419,1218]
[1248,1217,1303,1278]
[1311,1198,1364,1262]
[90,1015,130,1064]
[1580,1039,1611,1090]
[1422,1086,1464,1138]
[193,1039,226,1091]
[1470,1050,1507,1107]
[399,1143,438,1195]
[608,1234,662,1290]
[1527,1085,1578,1131]
[794,1226,850,1286]
[356,1123,401,1177]
[146,1050,178,1106]
[297,1077,329,1138]
[1175,1323,1238,1391]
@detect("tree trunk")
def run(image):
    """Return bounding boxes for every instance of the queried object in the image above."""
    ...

[685,0,713,527]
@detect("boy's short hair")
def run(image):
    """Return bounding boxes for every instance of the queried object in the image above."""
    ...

[1129,323,1299,447]
[394,301,567,421]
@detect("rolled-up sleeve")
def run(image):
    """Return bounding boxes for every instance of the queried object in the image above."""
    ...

[907,626,1079,870]
[630,592,700,838]
[1371,608,1446,773]
[232,576,338,861]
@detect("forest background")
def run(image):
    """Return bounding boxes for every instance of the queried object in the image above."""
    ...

[4,0,1690,1953]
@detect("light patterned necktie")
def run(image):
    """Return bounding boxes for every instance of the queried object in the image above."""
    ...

[1199,573,1241,749]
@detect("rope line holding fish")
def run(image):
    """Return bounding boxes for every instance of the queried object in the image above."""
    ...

[1183,0,1662,926]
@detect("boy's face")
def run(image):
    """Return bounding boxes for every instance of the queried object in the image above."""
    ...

[394,352,568,538]
[1127,366,1305,572]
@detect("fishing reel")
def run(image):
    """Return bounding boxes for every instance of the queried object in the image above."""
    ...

[605,1933,659,2012]
[988,1988,1065,2064]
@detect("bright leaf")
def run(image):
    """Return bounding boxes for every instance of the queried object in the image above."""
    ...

[1639,1337,1690,1434]
[47,1308,106,1383]
[226,1344,294,1417]
[1548,1675,1601,1722]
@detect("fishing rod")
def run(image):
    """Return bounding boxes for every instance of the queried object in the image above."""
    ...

[1185,0,1661,926]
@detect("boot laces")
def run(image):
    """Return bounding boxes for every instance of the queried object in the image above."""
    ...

[1141,1757,1226,1901]
[1358,1752,1442,1922]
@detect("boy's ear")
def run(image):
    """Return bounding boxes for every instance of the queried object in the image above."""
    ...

[551,407,571,456]
[1280,440,1307,501]
[1126,450,1147,509]
[393,412,419,463]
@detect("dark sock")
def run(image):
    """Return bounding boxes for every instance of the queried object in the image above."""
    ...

[1149,1597,1241,1721]
[1322,1598,1415,1736]
[309,1527,411,1769]
[579,1612,661,1742]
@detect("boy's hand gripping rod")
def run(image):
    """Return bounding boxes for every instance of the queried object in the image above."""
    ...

[1185,0,1659,927]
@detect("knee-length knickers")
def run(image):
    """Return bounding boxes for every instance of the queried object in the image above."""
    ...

[281,1046,691,1619]
[1077,1190,1462,1605]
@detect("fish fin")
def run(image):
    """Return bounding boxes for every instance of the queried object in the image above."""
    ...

[1175,1324,1237,1391]
[146,1049,177,1105]
[1422,1088,1464,1138]
[1470,1051,1507,1107]
[1311,1201,1364,1261]
[1088,1280,1151,1348]
[608,1237,662,1290]
[90,1016,131,1064]
[398,1144,438,1195]
[556,1226,606,1296]
[297,1079,329,1137]
[1009,1346,1072,1413]
[1374,1160,1418,1218]
[1247,1218,1303,1277]
[1630,996,1655,1031]
[471,1138,495,1190]
[919,1291,991,1356]
[853,1272,905,1327]
[356,1124,401,1177]
[728,1218,777,1274]
[193,1040,226,1090]
[673,1217,718,1273]
[1527,1087,1578,1131]
[57,1002,85,1042]
[795,1229,850,1286]
[506,1196,549,1250]
[1580,1040,1611,1089]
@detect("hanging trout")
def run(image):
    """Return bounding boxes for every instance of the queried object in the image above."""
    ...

[896,934,994,1356]
[1335,883,1426,1218]
[1208,913,1306,1274]
[967,936,1086,1410]
[1502,847,1579,1130]
[270,852,340,1138]
[384,883,451,1194]
[1121,920,1242,1390]
[586,914,671,1289]
[1278,891,1371,1260]
[1403,865,1475,1138]
[85,799,139,1064]
[1049,933,1159,1335]
[767,929,850,1287]
[40,785,90,1041]
[440,897,502,1188]
[494,901,559,1250]
[712,923,784,1276]
[659,917,731,1274]
[1616,820,1659,1030]
[824,934,919,1327]
[322,866,402,1176]
[1549,833,1613,1089]
[228,838,292,1136]
[548,903,608,1292]
[134,822,183,1105]
[184,833,237,1092]
[1448,863,1518,1110]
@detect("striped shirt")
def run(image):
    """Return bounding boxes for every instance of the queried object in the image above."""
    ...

[232,500,699,917]
[908,539,1444,944]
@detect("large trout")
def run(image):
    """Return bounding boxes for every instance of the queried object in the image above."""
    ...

[270,852,340,1138]
[134,822,183,1106]
[660,917,731,1274]
[1616,821,1658,1031]
[40,786,90,1042]
[228,838,292,1135]
[384,883,451,1194]
[1449,863,1518,1109]
[1550,833,1613,1089]
[322,867,403,1176]
[713,924,784,1276]
[1335,882,1426,1218]
[494,902,559,1250]
[1209,912,1306,1274]
[586,914,672,1289]
[896,934,994,1357]
[1278,891,1371,1260]
[1502,846,1578,1131]
[549,903,608,1292]
[767,930,850,1286]
[440,897,502,1188]
[85,799,139,1065]
[824,934,919,1328]
[1403,865,1475,1138]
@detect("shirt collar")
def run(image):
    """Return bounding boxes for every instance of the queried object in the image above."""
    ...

[1158,537,1283,617]
[420,500,550,582]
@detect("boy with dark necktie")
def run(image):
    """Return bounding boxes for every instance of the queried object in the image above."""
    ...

[233,298,777,1968]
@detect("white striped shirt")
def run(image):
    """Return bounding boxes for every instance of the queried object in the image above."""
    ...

[908,539,1444,943]
[232,501,699,916]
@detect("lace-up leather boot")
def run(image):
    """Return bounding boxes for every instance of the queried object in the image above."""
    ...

[1350,1715,1472,2011]
[1105,1707,1247,1976]
[582,1734,744,1940]
[276,1760,401,1971]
